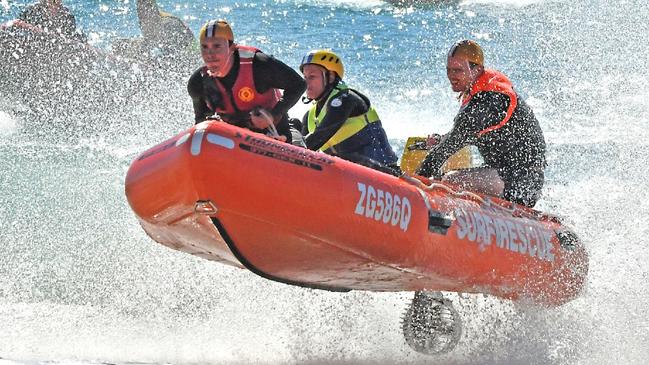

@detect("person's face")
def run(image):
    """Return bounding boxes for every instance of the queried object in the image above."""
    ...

[446,56,481,93]
[200,37,235,77]
[303,64,329,99]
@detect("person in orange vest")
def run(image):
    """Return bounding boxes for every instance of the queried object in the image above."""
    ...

[417,40,546,207]
[187,20,306,145]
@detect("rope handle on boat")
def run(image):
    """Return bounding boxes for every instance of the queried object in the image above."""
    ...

[400,174,485,204]
[400,174,563,222]
[253,108,280,137]
[399,173,526,216]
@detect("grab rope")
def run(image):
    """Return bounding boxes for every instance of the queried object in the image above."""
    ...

[400,173,562,223]
[399,173,522,215]
[256,108,280,137]
[400,174,485,204]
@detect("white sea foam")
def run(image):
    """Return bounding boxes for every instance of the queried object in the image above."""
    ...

[0,111,16,136]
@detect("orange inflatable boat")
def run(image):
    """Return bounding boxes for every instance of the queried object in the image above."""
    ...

[125,121,588,307]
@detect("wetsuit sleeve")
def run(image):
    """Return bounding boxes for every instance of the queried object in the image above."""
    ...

[301,111,309,136]
[252,52,306,119]
[187,69,212,124]
[304,91,361,151]
[416,92,509,178]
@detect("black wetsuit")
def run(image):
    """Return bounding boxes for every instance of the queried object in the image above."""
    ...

[302,86,399,174]
[19,2,82,40]
[187,50,306,142]
[417,92,546,207]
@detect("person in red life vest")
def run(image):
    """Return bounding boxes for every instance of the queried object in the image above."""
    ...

[187,20,306,145]
[299,49,400,175]
[16,0,84,40]
[416,40,546,207]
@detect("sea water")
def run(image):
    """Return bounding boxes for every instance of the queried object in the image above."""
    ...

[1,0,648,363]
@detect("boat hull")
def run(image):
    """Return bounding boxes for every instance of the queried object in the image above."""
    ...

[125,122,588,306]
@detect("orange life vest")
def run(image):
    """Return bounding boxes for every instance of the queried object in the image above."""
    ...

[461,69,518,137]
[205,45,281,116]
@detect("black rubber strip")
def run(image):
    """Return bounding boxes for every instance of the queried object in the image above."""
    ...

[210,217,350,292]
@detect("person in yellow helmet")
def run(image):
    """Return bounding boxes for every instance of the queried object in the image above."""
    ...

[187,20,306,144]
[416,40,546,207]
[299,49,399,175]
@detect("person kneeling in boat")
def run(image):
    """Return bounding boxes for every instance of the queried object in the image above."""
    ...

[299,49,400,176]
[187,19,306,145]
[416,40,546,208]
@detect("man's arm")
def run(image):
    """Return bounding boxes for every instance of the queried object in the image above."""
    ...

[301,111,309,136]
[253,52,306,120]
[417,92,508,178]
[187,69,213,124]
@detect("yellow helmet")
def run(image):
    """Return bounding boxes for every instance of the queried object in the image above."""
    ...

[199,19,234,43]
[300,49,344,79]
[447,40,484,66]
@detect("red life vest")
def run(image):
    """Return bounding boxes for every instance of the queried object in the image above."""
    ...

[461,69,518,137]
[205,45,281,117]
